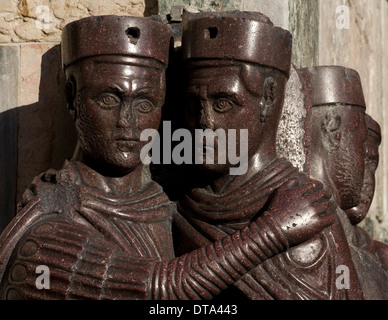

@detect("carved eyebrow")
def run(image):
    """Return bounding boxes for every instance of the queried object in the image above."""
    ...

[132,87,161,104]
[105,85,157,97]
[134,86,157,95]
[185,88,244,107]
[107,84,126,93]
[210,91,237,98]
[210,91,244,105]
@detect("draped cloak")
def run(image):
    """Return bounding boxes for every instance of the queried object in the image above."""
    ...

[175,157,366,300]
[0,161,176,299]
[0,159,323,300]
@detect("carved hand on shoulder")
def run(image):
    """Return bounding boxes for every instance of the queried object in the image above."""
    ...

[18,170,58,212]
[19,168,77,215]
[267,175,337,246]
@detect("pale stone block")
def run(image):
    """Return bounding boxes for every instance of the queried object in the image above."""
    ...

[0,0,18,13]
[0,28,10,35]
[0,45,19,232]
[159,0,240,17]
[276,65,306,172]
[51,0,67,19]
[14,18,44,41]
[1,1,147,43]
[288,0,319,68]
[17,43,61,201]
[240,0,289,29]
[19,43,50,105]
[16,43,77,205]
[0,17,13,30]
[81,0,145,16]
[18,0,47,18]
[0,16,17,43]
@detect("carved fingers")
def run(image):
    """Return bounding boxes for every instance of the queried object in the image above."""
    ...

[267,175,337,247]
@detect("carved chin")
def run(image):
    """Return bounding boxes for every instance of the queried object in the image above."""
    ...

[196,162,230,174]
[107,152,142,171]
[348,205,368,225]
[340,191,361,211]
[83,144,142,174]
[349,185,373,223]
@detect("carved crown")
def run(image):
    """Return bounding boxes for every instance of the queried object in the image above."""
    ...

[298,66,366,109]
[181,11,293,77]
[61,15,172,69]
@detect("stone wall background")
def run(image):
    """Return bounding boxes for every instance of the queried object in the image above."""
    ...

[0,0,149,42]
[0,0,387,243]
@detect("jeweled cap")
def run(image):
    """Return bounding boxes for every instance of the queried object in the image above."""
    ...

[61,15,172,69]
[181,11,292,76]
[298,66,366,108]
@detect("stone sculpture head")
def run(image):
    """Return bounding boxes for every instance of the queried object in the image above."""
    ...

[345,114,381,225]
[299,66,368,210]
[62,15,172,177]
[181,11,292,177]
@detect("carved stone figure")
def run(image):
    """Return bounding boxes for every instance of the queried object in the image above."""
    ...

[0,15,175,299]
[350,115,388,270]
[345,114,381,225]
[0,15,334,300]
[174,12,364,300]
[298,66,368,211]
[346,114,388,271]
[298,65,388,299]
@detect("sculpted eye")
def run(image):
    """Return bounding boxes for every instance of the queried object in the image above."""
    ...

[96,93,120,109]
[213,98,234,113]
[135,100,155,113]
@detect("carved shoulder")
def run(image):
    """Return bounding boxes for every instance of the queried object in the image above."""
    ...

[17,166,79,215]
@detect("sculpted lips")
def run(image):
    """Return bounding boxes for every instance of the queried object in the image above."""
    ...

[195,136,220,164]
[198,135,219,150]
[115,135,139,152]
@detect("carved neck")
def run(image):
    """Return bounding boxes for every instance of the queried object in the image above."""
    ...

[103,166,148,195]
[207,146,277,194]
[71,143,149,195]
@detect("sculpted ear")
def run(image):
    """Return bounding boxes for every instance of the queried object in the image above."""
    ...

[259,77,278,122]
[65,76,77,121]
[321,109,342,149]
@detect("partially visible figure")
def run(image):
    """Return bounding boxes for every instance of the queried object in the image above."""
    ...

[298,66,367,212]
[345,114,381,225]
[0,15,335,300]
[298,66,388,299]
[345,114,388,270]
[0,15,176,299]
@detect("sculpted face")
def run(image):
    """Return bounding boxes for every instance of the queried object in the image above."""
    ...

[314,106,368,210]
[185,64,264,174]
[346,130,380,224]
[72,57,165,176]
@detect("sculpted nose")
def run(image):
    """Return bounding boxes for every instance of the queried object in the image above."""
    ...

[199,102,214,130]
[117,105,133,128]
